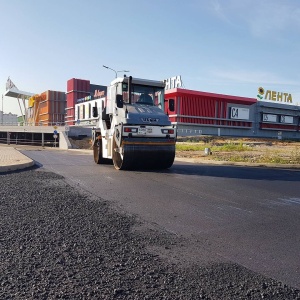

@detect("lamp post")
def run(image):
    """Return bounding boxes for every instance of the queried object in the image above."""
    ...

[102,65,129,78]
[1,94,3,125]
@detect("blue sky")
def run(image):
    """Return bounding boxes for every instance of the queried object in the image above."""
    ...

[1,0,299,115]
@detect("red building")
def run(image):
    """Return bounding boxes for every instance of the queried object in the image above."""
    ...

[66,78,107,125]
[165,88,256,130]
[66,78,90,125]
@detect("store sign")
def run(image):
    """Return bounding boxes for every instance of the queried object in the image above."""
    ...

[230,107,249,120]
[280,115,293,124]
[77,95,92,103]
[94,90,105,98]
[257,87,293,103]
[263,114,277,122]
[76,90,105,103]
[164,75,182,90]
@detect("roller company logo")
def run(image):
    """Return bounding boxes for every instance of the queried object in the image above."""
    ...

[141,117,159,123]
[257,87,293,103]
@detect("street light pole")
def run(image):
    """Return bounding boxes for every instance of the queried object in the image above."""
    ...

[117,70,130,77]
[102,65,129,78]
[103,65,117,78]
[1,94,3,125]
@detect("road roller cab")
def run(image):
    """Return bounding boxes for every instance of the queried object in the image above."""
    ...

[92,76,177,170]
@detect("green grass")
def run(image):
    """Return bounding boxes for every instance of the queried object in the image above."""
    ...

[215,142,247,152]
[291,147,300,163]
[176,142,300,165]
[176,143,206,151]
[258,148,300,164]
[215,148,300,164]
[176,142,250,152]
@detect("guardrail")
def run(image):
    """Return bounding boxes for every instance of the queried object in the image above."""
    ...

[0,137,59,147]
[0,125,70,149]
[0,125,67,134]
[0,122,65,126]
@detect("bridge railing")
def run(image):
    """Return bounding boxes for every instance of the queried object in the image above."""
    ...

[0,137,58,147]
[0,122,65,127]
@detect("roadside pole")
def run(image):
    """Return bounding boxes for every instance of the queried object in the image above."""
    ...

[53,126,58,148]
[1,94,3,125]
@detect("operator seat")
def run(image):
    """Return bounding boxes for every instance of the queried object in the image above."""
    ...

[138,94,153,104]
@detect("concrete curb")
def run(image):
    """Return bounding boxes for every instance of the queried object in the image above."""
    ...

[0,146,35,173]
[0,160,35,173]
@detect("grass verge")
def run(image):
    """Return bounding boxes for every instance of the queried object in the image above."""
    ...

[176,137,300,165]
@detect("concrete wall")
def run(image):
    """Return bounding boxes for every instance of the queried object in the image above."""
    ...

[68,125,93,138]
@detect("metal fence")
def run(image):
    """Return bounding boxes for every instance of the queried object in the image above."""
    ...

[0,122,65,127]
[177,129,203,135]
[0,132,59,147]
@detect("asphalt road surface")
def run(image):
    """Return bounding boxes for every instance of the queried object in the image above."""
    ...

[22,149,300,289]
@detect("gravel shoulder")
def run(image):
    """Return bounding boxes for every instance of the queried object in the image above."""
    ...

[1,169,300,299]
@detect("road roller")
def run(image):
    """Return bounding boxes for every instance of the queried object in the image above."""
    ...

[92,76,176,170]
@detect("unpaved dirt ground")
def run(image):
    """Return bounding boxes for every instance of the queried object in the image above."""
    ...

[176,136,300,165]
[69,137,93,149]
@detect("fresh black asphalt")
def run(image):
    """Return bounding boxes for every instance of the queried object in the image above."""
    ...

[1,167,300,299]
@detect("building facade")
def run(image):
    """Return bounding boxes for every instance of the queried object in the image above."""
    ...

[68,77,300,140]
[27,90,66,126]
[66,78,107,125]
[0,111,18,125]
[164,88,300,139]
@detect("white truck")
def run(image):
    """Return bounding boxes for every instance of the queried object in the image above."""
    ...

[92,76,176,170]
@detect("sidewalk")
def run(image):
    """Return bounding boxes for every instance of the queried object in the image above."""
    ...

[0,145,35,173]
